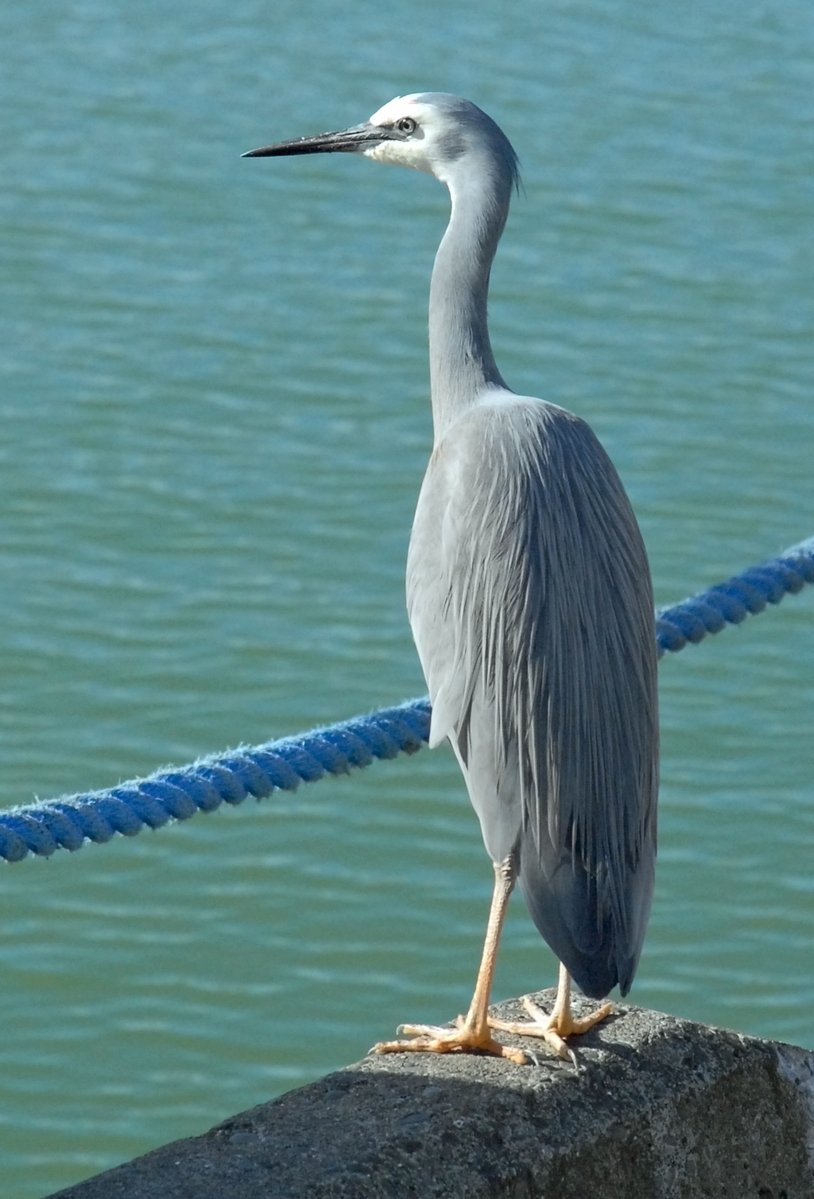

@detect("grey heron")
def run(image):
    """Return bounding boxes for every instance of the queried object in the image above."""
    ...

[244,93,659,1064]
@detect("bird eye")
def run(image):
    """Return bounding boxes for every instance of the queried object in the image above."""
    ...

[396,117,417,135]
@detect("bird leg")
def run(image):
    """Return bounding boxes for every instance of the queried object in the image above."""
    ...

[488,962,613,1066]
[372,857,530,1064]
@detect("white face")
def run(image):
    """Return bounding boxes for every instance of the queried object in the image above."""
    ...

[362,94,442,176]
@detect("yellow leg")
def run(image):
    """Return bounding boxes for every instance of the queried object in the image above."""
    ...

[373,858,529,1064]
[488,962,613,1067]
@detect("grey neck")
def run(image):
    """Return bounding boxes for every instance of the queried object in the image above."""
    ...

[428,169,512,442]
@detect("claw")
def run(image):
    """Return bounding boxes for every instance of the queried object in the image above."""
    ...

[373,1019,530,1064]
[487,974,613,1069]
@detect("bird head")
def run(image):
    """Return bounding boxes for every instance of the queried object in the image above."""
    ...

[243,93,519,192]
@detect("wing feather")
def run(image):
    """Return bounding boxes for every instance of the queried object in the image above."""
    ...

[407,394,658,997]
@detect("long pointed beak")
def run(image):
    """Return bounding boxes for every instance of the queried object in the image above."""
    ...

[242,122,390,158]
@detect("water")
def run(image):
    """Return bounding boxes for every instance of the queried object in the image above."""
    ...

[1,2,813,1194]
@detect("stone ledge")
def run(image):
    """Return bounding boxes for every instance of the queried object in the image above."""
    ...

[49,993,814,1199]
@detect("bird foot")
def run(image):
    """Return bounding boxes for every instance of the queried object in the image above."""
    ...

[488,994,613,1067]
[372,1016,530,1065]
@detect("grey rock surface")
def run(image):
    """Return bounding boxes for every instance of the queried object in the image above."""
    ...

[49,993,814,1199]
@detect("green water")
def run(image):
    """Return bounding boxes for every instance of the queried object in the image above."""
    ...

[1,2,813,1194]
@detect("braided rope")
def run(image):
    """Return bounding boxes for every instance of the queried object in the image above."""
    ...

[2,535,812,864]
[655,535,814,655]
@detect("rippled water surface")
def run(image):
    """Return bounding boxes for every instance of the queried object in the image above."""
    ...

[1,3,813,1195]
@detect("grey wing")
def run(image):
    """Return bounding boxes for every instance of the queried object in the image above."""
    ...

[407,398,659,999]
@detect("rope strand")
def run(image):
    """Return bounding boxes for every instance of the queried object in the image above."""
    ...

[2,536,812,864]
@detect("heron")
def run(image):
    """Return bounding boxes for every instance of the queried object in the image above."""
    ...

[244,93,659,1065]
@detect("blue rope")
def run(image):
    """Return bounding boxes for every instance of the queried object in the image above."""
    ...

[2,535,812,865]
[655,534,814,655]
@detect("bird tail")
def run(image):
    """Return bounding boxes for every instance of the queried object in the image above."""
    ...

[518,839,654,1000]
